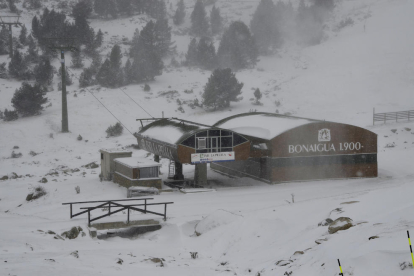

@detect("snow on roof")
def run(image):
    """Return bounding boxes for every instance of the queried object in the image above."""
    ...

[214,113,319,140]
[114,157,161,168]
[138,118,210,145]
[99,149,132,154]
[140,125,185,144]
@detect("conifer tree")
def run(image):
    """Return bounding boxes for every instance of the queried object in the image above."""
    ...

[79,67,95,87]
[173,0,186,25]
[191,0,209,36]
[19,25,28,45]
[250,0,282,55]
[8,50,26,79]
[197,37,217,70]
[0,26,8,55]
[217,21,257,70]
[96,59,111,87]
[11,82,47,116]
[34,56,54,87]
[118,0,133,16]
[154,19,174,57]
[72,0,94,45]
[26,35,39,63]
[95,29,104,48]
[253,88,262,104]
[71,50,83,68]
[203,68,243,109]
[210,5,222,35]
[31,16,41,39]
[185,38,198,66]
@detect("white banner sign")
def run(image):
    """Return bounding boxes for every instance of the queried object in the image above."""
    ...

[191,152,235,164]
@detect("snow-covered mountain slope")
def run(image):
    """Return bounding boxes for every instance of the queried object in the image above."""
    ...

[1,0,414,275]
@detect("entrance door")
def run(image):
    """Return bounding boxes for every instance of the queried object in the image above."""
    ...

[210,137,218,152]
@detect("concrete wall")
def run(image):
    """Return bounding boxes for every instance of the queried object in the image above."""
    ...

[100,150,132,180]
[113,172,162,189]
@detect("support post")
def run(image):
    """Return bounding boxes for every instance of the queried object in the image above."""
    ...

[70,203,72,218]
[144,199,147,214]
[61,50,69,133]
[88,209,91,227]
[127,208,130,224]
[154,154,160,163]
[373,108,375,126]
[108,202,111,216]
[174,162,184,180]
[194,163,207,186]
[164,204,167,221]
[8,25,12,58]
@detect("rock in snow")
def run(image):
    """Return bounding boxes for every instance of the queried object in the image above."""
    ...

[328,217,353,234]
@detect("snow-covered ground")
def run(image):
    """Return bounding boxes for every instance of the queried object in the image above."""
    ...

[1,0,414,275]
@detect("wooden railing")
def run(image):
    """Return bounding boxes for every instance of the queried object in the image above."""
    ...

[373,109,414,125]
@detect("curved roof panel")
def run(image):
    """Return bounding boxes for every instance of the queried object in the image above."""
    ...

[214,112,320,140]
[138,118,210,145]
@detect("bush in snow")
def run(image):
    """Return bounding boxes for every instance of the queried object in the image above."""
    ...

[106,122,123,137]
[144,84,151,91]
[26,186,47,201]
[11,82,47,117]
[3,109,18,121]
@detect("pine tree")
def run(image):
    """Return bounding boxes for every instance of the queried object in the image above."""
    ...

[11,82,47,116]
[96,59,111,87]
[296,1,324,45]
[154,19,174,57]
[0,26,8,55]
[197,37,217,70]
[34,56,54,87]
[8,50,26,79]
[250,0,282,55]
[57,66,73,90]
[26,35,39,63]
[253,88,262,104]
[31,16,41,39]
[191,0,209,36]
[203,68,243,109]
[109,44,123,86]
[123,59,133,85]
[72,0,95,45]
[128,49,163,83]
[185,38,198,66]
[79,67,95,87]
[71,50,84,68]
[210,5,222,35]
[19,25,28,45]
[94,0,117,18]
[217,21,258,70]
[173,0,186,25]
[118,0,133,16]
[95,29,104,48]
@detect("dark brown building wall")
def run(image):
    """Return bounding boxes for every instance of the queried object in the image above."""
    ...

[271,122,377,158]
[233,142,251,161]
[177,145,196,164]
[271,162,378,182]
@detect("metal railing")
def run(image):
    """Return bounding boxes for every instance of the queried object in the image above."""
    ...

[62,198,173,226]
[373,109,414,125]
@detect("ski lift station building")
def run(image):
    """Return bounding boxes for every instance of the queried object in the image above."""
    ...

[136,113,378,184]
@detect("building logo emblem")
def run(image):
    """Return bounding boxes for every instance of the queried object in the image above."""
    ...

[318,129,331,142]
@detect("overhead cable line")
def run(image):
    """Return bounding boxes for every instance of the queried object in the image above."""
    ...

[66,67,135,136]
[74,53,154,118]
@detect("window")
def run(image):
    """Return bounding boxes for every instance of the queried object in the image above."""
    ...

[197,138,206,149]
[139,167,159,179]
